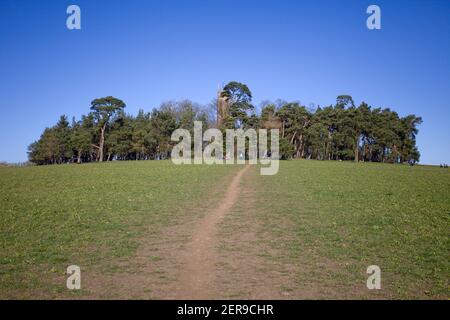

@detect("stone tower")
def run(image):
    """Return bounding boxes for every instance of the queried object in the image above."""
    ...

[216,87,230,128]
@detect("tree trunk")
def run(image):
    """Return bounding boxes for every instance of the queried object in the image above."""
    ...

[99,124,106,162]
[290,131,297,144]
[77,149,82,164]
[355,136,359,162]
[362,139,366,162]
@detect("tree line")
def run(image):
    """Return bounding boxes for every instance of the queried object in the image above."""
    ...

[28,81,422,165]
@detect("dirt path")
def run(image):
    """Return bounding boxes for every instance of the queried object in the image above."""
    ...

[41,164,393,299]
[214,165,322,299]
[172,165,250,299]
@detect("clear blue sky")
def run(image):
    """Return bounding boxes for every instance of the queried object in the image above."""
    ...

[0,0,449,164]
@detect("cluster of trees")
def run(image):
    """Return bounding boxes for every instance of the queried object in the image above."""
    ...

[267,96,422,163]
[28,97,211,165]
[28,82,422,165]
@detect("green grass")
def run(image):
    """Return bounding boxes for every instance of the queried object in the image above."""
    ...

[255,160,450,298]
[0,161,236,297]
[1,160,449,299]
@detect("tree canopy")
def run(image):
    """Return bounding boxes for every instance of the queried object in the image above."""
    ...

[28,83,422,165]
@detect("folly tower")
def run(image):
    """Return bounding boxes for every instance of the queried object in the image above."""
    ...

[216,86,230,128]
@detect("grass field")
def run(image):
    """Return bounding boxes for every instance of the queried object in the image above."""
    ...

[0,161,238,298]
[0,160,448,299]
[228,161,450,298]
